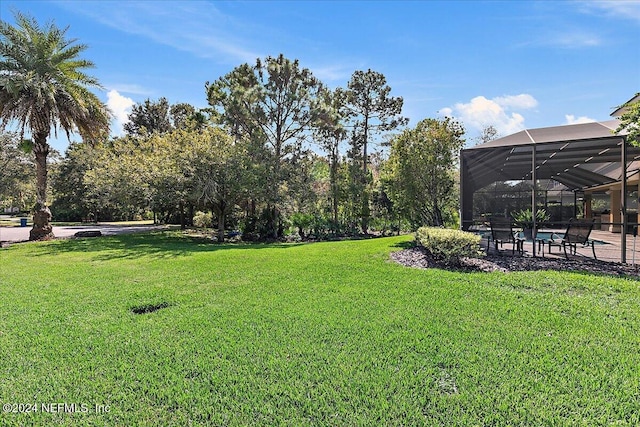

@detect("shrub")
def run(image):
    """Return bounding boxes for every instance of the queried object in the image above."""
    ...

[512,208,550,229]
[256,207,282,240]
[193,211,213,228]
[416,227,483,265]
[290,212,313,238]
[240,208,284,241]
[308,214,330,239]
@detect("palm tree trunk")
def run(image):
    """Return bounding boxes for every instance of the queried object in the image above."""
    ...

[30,133,54,240]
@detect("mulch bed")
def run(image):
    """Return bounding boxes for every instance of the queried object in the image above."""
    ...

[390,245,640,277]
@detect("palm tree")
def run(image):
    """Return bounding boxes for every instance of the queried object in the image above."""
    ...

[0,12,110,240]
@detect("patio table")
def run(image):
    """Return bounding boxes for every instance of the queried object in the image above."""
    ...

[533,231,565,258]
[514,231,565,257]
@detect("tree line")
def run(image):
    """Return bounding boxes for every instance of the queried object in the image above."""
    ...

[1,13,465,241]
[49,59,465,241]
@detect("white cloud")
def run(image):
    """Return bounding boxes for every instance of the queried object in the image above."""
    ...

[107,83,153,96]
[439,107,453,117]
[311,64,354,83]
[579,0,640,23]
[440,94,538,136]
[550,30,602,48]
[57,1,262,63]
[106,90,135,136]
[493,94,538,110]
[565,114,596,125]
[518,29,603,49]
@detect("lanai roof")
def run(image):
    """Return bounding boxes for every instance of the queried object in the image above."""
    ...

[461,119,637,191]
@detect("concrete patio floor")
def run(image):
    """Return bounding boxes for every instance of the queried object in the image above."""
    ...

[484,229,640,265]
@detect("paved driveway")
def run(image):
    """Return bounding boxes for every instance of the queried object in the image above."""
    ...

[0,224,167,244]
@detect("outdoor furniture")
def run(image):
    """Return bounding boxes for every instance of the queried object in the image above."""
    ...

[533,231,562,258]
[488,217,524,254]
[546,218,596,260]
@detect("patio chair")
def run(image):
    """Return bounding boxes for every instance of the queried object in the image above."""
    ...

[547,218,596,260]
[488,217,524,254]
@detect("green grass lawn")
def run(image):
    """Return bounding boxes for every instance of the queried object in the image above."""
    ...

[0,232,639,426]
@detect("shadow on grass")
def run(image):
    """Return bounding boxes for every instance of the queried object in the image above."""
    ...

[390,240,416,250]
[29,231,305,261]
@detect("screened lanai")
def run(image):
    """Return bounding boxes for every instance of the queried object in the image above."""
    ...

[460,119,637,261]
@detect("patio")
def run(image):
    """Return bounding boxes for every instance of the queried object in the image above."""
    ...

[460,96,638,262]
[480,228,640,264]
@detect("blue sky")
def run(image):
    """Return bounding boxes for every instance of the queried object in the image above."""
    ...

[1,0,639,152]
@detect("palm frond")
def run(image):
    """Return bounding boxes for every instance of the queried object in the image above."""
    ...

[0,11,111,142]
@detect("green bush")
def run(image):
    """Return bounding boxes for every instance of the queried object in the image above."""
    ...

[193,211,213,228]
[511,208,550,229]
[290,212,314,238]
[416,227,483,265]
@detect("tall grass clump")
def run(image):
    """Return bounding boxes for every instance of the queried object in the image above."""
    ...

[416,226,482,265]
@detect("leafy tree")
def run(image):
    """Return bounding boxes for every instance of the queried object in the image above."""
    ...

[207,63,257,138]
[179,127,249,242]
[125,99,209,135]
[124,97,172,135]
[368,151,396,235]
[342,155,366,234]
[290,212,314,238]
[0,131,35,211]
[343,69,407,233]
[83,137,153,221]
[285,150,326,226]
[50,142,95,221]
[371,184,396,235]
[127,136,180,224]
[475,125,499,146]
[117,101,207,225]
[385,117,465,228]
[170,102,208,130]
[101,100,204,225]
[313,88,347,233]
[169,102,197,130]
[0,12,110,239]
[206,54,324,238]
[616,98,640,146]
[79,124,253,236]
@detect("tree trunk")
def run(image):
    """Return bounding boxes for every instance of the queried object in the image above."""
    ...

[188,203,194,226]
[179,200,185,230]
[268,156,281,240]
[361,195,369,235]
[361,114,369,234]
[330,149,339,234]
[332,186,339,234]
[216,204,225,243]
[434,205,443,227]
[30,133,54,241]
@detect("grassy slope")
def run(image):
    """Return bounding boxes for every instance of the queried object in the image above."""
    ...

[0,233,638,426]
